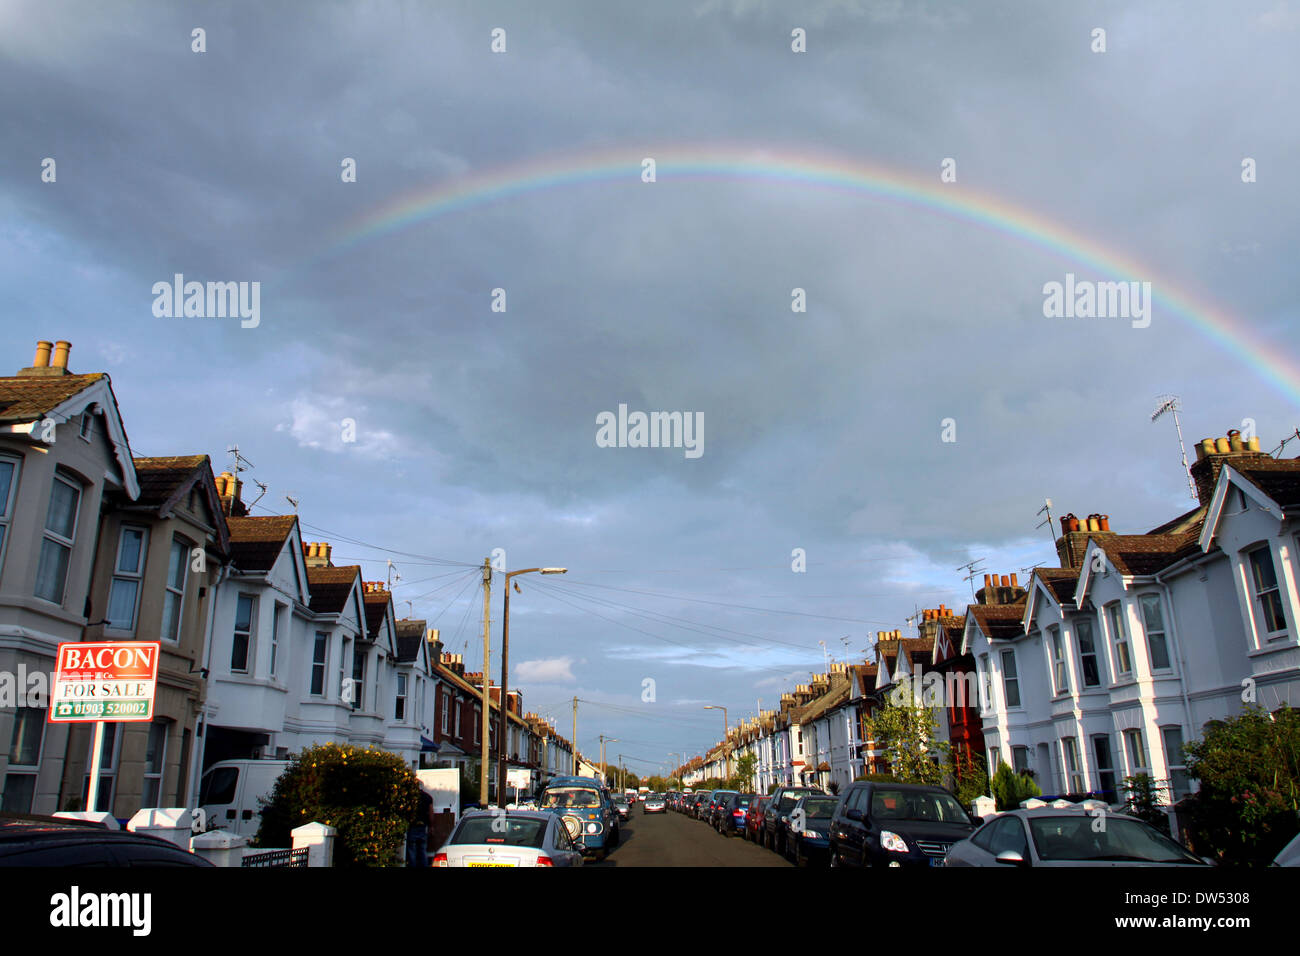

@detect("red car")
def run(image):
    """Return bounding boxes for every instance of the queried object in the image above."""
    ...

[745,796,769,841]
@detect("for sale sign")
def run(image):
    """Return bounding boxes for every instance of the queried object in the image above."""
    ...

[50,641,160,722]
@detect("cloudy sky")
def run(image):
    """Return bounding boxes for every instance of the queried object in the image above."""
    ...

[3,0,1298,776]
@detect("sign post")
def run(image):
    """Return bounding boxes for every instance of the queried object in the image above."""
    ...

[50,641,160,813]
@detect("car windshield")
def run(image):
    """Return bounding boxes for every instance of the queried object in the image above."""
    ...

[540,788,601,809]
[1028,816,1203,863]
[870,789,968,823]
[801,797,838,819]
[777,792,810,812]
[451,817,547,848]
[735,796,753,807]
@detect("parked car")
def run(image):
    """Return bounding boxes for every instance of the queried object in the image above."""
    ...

[642,794,666,814]
[614,797,632,821]
[707,790,738,829]
[432,809,584,867]
[691,792,712,818]
[762,786,822,855]
[783,793,839,866]
[827,781,977,867]
[745,796,769,842]
[718,793,755,836]
[0,814,214,867]
[537,775,619,859]
[944,806,1209,867]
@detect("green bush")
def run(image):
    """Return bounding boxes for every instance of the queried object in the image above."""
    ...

[854,772,899,783]
[991,764,1041,811]
[952,753,989,808]
[256,742,419,867]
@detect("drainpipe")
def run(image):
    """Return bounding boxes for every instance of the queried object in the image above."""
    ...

[189,557,231,808]
[1155,560,1198,790]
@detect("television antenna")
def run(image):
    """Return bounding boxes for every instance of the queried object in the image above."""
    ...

[1036,497,1055,547]
[285,494,300,513]
[956,558,986,599]
[1151,395,1197,500]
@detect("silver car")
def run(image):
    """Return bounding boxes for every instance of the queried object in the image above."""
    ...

[642,795,666,814]
[944,807,1208,867]
[433,810,584,867]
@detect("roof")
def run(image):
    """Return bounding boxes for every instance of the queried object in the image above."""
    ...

[1146,505,1207,536]
[227,515,298,572]
[796,672,851,723]
[968,603,1027,641]
[0,372,105,424]
[306,565,362,614]
[1033,567,1079,605]
[1233,458,1300,510]
[1092,533,1199,576]
[132,455,208,506]
[362,589,390,640]
[395,620,426,664]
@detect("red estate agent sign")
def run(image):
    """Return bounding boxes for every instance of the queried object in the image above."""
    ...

[50,641,160,722]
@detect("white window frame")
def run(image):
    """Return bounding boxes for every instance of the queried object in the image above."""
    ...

[1062,736,1084,792]
[141,720,169,808]
[1049,626,1069,695]
[160,536,188,642]
[105,524,149,633]
[1161,725,1190,801]
[78,410,94,442]
[395,672,408,721]
[1106,602,1132,678]
[441,690,450,734]
[231,594,257,674]
[310,631,329,697]
[1123,728,1150,779]
[1075,617,1102,688]
[999,648,1020,708]
[2,706,47,813]
[1138,593,1172,672]
[269,603,283,678]
[1246,544,1289,641]
[35,472,81,605]
[351,646,366,711]
[0,455,20,579]
[339,637,351,704]
[979,653,992,711]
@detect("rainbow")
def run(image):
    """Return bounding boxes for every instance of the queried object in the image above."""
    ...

[303,142,1300,405]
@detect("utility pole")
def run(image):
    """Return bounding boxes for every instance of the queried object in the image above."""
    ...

[571,696,579,775]
[479,558,492,806]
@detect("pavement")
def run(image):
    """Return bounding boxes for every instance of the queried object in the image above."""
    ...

[586,806,793,867]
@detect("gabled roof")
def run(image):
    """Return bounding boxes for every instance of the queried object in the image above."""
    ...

[395,619,428,665]
[227,515,299,572]
[0,371,139,499]
[796,672,852,723]
[129,455,231,554]
[1199,458,1300,552]
[1078,535,1198,604]
[961,604,1027,653]
[306,565,363,614]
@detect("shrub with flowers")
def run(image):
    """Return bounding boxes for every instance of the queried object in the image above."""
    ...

[255,742,419,867]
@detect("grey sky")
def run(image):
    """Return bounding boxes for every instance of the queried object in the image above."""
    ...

[3,0,1298,774]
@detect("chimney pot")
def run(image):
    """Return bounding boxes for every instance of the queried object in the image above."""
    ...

[1248,435,1261,453]
[983,574,992,587]
[1216,436,1231,454]
[1098,515,1110,532]
[1000,575,1009,587]
[51,341,71,370]
[32,341,52,368]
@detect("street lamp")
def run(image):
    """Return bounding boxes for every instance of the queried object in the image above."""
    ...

[704,704,730,780]
[600,735,618,786]
[498,566,567,806]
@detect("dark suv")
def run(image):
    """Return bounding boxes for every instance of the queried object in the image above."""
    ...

[705,790,737,829]
[762,786,823,855]
[828,781,976,867]
[691,792,712,819]
[718,793,755,837]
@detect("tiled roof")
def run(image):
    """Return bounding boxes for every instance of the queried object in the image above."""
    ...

[1146,505,1207,536]
[1234,458,1300,509]
[132,455,209,507]
[968,603,1027,640]
[395,619,426,663]
[227,515,298,572]
[1034,567,1079,605]
[362,589,390,640]
[796,673,851,723]
[0,372,105,424]
[1093,533,1199,576]
[306,565,362,614]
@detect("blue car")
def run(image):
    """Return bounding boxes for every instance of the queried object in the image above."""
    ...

[538,776,620,859]
[785,793,839,866]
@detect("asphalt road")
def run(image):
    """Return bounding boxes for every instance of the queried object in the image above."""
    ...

[587,806,793,867]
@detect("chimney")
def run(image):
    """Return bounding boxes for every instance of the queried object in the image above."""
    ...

[18,339,72,378]
[216,471,248,517]
[1190,430,1272,506]
[305,541,333,569]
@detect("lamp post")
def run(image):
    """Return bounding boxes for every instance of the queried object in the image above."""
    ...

[498,566,567,807]
[704,704,730,780]
[600,735,618,787]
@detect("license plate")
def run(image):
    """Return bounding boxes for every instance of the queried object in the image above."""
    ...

[929,858,942,867]
[467,861,517,867]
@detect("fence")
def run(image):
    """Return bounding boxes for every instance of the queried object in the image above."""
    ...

[241,846,311,868]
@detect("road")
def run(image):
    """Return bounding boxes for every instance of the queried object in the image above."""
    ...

[587,807,793,867]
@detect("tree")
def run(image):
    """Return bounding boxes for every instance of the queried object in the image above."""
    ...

[950,752,989,809]
[991,763,1040,811]
[734,753,757,792]
[1122,773,1170,834]
[862,678,950,785]
[1182,705,1300,866]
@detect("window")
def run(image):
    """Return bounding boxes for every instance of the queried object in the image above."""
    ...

[310,632,329,696]
[474,706,481,744]
[1000,649,1020,707]
[2,707,47,813]
[395,672,408,720]
[1062,737,1084,792]
[1092,734,1117,799]
[979,654,992,709]
[231,594,256,673]
[1075,618,1101,687]
[141,721,169,807]
[983,816,1029,857]
[83,723,121,813]
[339,638,350,703]
[269,604,282,678]
[351,648,366,711]
[1138,594,1171,671]
[987,747,1002,774]
[1012,746,1030,775]
[0,457,19,575]
[106,526,148,631]
[441,691,450,733]
[1106,603,1132,677]
[1050,626,1069,694]
[161,538,188,642]
[1123,728,1150,778]
[1161,726,1190,801]
[454,699,462,738]
[35,473,81,604]
[79,411,94,441]
[1247,545,1288,638]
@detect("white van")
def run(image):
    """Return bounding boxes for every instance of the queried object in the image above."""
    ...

[198,759,288,839]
